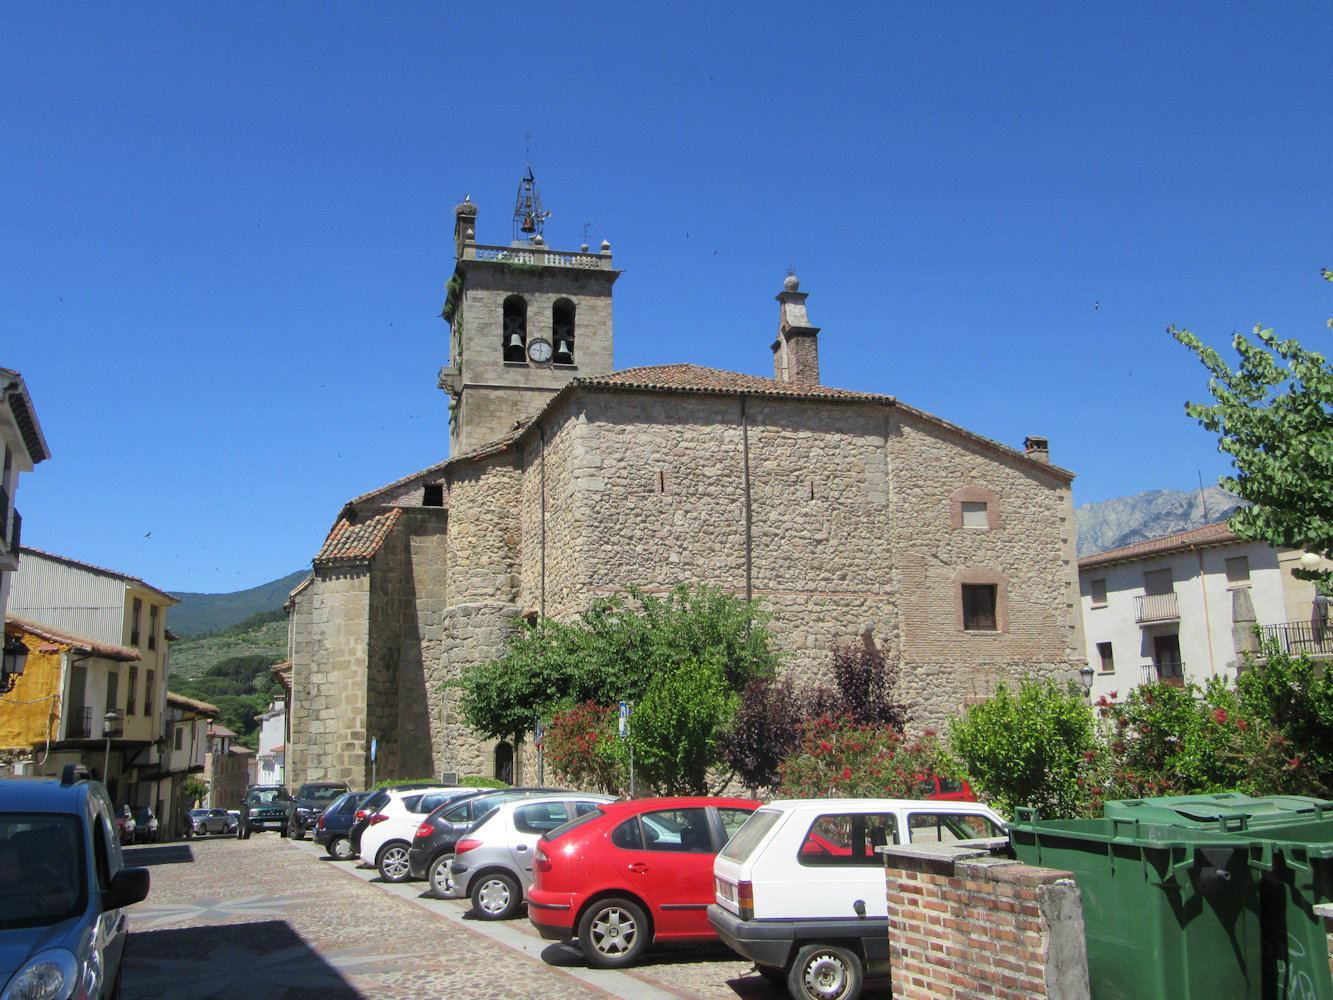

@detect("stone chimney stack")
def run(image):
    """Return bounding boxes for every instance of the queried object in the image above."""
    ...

[773,273,821,386]
[1024,436,1050,464]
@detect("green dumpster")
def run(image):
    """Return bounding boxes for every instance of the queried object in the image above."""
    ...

[1103,793,1333,1000]
[1009,807,1262,1000]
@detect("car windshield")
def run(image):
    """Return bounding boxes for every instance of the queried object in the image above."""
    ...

[0,813,86,929]
[248,788,289,804]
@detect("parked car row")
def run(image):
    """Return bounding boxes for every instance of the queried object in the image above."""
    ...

[303,780,1002,1000]
[113,804,161,844]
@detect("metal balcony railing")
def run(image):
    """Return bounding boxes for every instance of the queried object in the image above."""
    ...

[1259,621,1333,656]
[1135,592,1180,624]
[67,706,93,739]
[1139,662,1187,686]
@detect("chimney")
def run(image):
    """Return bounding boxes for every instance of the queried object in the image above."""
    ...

[1024,436,1050,464]
[773,273,821,386]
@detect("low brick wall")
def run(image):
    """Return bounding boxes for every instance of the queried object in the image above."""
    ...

[882,839,1089,1000]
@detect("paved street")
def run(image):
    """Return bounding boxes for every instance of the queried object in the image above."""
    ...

[119,833,802,1000]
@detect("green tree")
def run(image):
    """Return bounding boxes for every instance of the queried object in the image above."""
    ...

[1235,641,1333,796]
[457,584,780,744]
[948,678,1100,818]
[1171,269,1333,588]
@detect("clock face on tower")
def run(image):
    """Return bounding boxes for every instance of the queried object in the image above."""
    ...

[527,338,553,364]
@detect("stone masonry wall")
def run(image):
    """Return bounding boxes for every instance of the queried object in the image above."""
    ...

[433,456,525,780]
[304,566,370,785]
[285,583,314,786]
[884,841,1089,1000]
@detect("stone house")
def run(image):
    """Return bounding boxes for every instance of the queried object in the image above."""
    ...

[0,367,50,623]
[285,188,1086,789]
[1079,520,1333,701]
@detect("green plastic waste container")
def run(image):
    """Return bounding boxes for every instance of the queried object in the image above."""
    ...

[1103,793,1333,1000]
[1009,807,1262,1000]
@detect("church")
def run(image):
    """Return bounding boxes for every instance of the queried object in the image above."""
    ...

[284,173,1086,788]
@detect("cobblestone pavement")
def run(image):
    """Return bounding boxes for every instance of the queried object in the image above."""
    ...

[120,833,874,1000]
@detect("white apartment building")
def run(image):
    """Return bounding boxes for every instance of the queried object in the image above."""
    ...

[1079,520,1331,702]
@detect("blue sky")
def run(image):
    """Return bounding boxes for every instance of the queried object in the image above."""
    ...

[4,3,1330,595]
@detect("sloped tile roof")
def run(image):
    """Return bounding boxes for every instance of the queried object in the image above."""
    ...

[5,615,142,661]
[167,692,220,716]
[582,364,891,402]
[1079,519,1242,570]
[314,508,402,566]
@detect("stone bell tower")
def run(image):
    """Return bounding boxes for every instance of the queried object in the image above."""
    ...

[437,168,619,456]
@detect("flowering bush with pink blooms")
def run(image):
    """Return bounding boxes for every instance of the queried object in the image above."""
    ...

[776,714,952,800]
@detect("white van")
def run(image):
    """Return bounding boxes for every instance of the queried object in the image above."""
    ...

[709,798,1005,1000]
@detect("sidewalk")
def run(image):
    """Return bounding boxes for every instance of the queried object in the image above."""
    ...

[120,833,773,1000]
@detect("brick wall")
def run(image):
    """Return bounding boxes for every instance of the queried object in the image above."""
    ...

[883,841,1089,1000]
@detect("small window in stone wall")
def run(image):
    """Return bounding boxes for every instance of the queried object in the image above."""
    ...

[951,486,1000,530]
[961,501,988,528]
[422,484,444,507]
[655,470,672,495]
[962,584,998,631]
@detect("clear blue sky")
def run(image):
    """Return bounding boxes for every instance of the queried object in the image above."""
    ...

[4,3,1330,595]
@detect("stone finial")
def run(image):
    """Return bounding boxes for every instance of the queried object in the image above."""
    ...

[784,272,799,292]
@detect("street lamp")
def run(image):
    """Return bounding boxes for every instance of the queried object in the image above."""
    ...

[1,636,28,695]
[1079,663,1096,698]
[103,710,123,787]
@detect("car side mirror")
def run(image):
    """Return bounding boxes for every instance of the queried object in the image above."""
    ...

[103,866,150,910]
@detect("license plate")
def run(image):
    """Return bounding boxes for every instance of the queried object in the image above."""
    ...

[715,877,735,901]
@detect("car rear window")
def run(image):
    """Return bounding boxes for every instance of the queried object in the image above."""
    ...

[718,809,782,863]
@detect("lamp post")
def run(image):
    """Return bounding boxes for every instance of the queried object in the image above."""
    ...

[1,635,28,695]
[1079,664,1096,699]
[103,710,123,789]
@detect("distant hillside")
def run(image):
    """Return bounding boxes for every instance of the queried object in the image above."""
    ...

[1075,486,1245,558]
[169,570,310,636]
[168,619,288,679]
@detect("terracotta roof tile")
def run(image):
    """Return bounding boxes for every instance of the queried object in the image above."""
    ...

[314,508,401,566]
[167,692,220,716]
[1079,520,1242,569]
[582,364,890,401]
[5,616,142,661]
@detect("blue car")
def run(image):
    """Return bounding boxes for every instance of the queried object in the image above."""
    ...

[312,791,373,860]
[0,766,150,999]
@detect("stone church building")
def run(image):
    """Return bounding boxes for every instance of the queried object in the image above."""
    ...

[284,183,1086,788]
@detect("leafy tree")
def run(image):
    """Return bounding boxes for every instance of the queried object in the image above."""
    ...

[1236,641,1333,796]
[457,584,780,743]
[720,676,804,793]
[811,633,911,730]
[1171,269,1333,589]
[777,715,950,799]
[948,678,1100,818]
[620,657,739,796]
[181,777,208,809]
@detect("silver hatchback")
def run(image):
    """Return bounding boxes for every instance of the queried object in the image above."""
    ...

[449,793,615,919]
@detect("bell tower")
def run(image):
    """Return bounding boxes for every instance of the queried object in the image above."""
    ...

[437,169,619,456]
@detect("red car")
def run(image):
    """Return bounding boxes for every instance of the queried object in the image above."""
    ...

[915,775,977,801]
[527,796,759,968]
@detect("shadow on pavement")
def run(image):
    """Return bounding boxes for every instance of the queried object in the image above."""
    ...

[124,844,195,866]
[125,918,363,999]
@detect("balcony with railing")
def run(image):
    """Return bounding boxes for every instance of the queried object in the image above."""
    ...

[1139,662,1187,687]
[462,242,614,270]
[67,706,93,739]
[1135,592,1180,624]
[1259,621,1333,657]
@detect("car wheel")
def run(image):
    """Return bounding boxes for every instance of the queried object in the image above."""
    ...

[328,836,355,861]
[578,897,649,968]
[470,870,521,920]
[377,842,413,882]
[787,944,863,1000]
[427,853,455,899]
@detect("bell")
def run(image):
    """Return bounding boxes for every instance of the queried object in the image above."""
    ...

[554,339,573,363]
[507,331,524,350]
[521,214,536,234]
